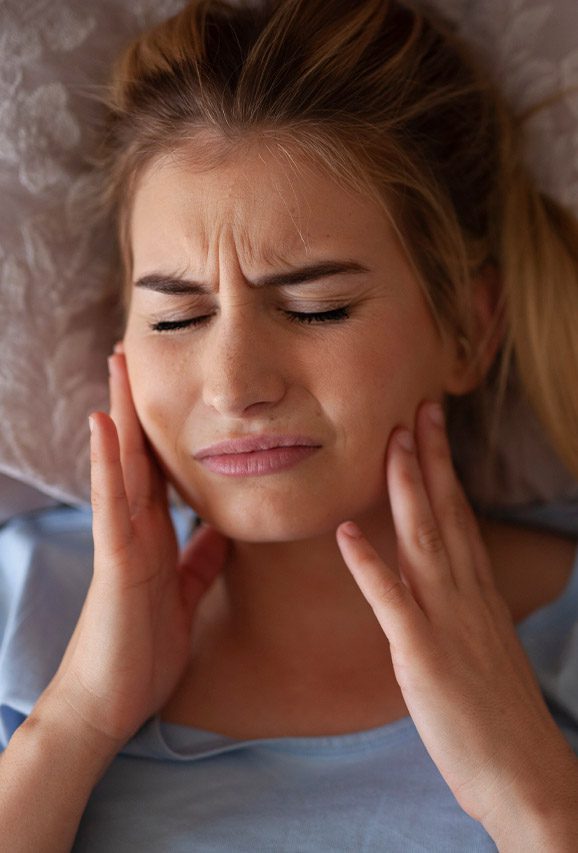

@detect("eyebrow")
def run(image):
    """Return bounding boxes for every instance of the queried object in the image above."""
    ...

[133,260,370,295]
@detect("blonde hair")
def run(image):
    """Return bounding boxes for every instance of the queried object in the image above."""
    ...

[93,0,578,503]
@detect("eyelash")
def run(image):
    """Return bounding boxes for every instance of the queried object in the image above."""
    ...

[149,307,351,333]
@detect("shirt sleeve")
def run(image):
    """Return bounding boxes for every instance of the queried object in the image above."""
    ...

[0,506,94,748]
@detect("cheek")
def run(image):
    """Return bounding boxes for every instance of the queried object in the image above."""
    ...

[126,357,185,451]
[331,325,442,437]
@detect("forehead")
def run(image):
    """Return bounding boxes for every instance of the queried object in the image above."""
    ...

[129,139,393,270]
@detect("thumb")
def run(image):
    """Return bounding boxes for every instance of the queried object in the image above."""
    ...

[178,523,230,612]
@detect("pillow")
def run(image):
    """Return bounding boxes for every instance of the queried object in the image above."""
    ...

[434,0,578,509]
[0,0,576,510]
[0,474,60,527]
[0,0,188,507]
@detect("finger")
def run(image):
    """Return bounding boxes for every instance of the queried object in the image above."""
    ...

[178,524,230,612]
[387,426,456,608]
[108,352,164,516]
[336,521,427,643]
[89,412,133,566]
[415,401,482,596]
[416,403,494,592]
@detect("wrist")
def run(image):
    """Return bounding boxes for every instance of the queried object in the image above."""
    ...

[0,692,121,852]
[481,745,578,852]
[489,804,578,853]
[24,691,123,783]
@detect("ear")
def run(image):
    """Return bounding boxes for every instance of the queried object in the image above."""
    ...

[443,264,504,396]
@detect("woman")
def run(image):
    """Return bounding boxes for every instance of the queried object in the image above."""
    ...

[1,0,577,849]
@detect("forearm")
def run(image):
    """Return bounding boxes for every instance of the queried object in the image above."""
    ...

[0,694,121,852]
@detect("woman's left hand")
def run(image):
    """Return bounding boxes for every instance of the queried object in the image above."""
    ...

[336,399,578,836]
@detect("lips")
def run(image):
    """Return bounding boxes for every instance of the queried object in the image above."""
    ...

[198,445,320,476]
[194,434,321,459]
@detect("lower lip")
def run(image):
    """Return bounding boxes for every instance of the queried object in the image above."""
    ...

[198,446,320,476]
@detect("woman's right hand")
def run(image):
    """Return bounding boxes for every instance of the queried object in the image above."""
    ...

[39,346,230,751]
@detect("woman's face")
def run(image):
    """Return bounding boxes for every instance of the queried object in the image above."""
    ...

[124,141,459,541]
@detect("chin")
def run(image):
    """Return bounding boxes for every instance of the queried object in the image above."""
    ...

[208,498,369,544]
[164,458,387,542]
[212,509,334,543]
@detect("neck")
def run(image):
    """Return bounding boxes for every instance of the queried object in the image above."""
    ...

[201,502,399,675]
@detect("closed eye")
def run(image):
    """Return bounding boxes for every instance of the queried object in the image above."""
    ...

[286,307,351,325]
[149,306,351,333]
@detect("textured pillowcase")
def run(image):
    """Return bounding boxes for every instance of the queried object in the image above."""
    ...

[0,0,577,510]
[0,0,188,507]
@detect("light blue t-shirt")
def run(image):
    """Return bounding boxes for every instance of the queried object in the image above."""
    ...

[1,503,577,852]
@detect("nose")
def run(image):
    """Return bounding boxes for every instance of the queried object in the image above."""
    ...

[200,307,288,417]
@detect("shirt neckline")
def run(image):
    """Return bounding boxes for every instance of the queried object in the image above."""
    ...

[154,709,417,756]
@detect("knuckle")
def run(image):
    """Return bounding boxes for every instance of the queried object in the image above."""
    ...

[430,440,449,464]
[90,445,100,467]
[89,491,107,513]
[100,540,132,566]
[486,585,514,625]
[90,488,125,513]
[399,464,420,488]
[415,520,445,555]
[375,577,407,609]
[128,495,154,518]
[445,496,469,534]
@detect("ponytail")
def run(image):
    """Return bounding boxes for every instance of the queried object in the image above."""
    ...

[497,119,578,480]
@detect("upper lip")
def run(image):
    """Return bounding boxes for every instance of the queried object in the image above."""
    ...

[194,434,322,458]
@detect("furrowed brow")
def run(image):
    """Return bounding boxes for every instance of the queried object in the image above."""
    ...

[133,260,370,295]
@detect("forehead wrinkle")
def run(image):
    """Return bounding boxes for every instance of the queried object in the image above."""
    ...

[132,139,381,291]
[169,205,211,282]
[224,216,304,278]
[149,180,309,286]
[226,173,312,271]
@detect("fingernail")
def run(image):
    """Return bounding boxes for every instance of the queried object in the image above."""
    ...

[113,341,124,354]
[427,402,445,427]
[396,429,414,452]
[88,415,95,434]
[341,521,363,539]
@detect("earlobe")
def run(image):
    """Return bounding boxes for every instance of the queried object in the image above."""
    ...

[444,264,505,396]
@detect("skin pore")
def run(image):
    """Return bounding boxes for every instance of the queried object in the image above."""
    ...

[122,139,574,737]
